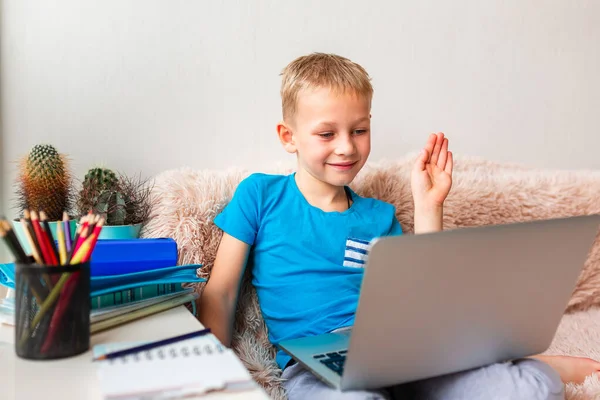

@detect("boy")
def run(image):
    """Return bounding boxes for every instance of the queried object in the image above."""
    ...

[199,53,600,399]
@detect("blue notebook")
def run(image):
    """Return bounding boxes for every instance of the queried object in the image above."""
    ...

[89,238,178,276]
[0,262,205,297]
[0,263,15,289]
[90,264,204,295]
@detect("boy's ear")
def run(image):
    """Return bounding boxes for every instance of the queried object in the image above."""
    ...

[277,122,297,154]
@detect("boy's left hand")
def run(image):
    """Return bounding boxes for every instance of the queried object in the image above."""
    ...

[411,132,453,209]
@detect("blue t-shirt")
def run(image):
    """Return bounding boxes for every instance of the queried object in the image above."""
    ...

[213,173,403,368]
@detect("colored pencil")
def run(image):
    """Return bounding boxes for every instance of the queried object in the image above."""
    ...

[0,222,46,303]
[23,210,41,257]
[20,217,53,293]
[75,213,92,248]
[66,220,82,262]
[56,221,67,265]
[40,272,80,353]
[87,214,99,235]
[40,211,59,266]
[82,218,104,263]
[63,212,72,253]
[70,234,93,265]
[0,220,29,263]
[18,272,72,348]
[30,211,51,265]
[68,215,87,262]
[20,218,43,265]
[71,225,89,260]
[93,328,211,361]
[40,223,58,266]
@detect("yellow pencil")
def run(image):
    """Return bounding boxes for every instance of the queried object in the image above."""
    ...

[70,235,93,265]
[56,221,67,265]
[18,272,71,348]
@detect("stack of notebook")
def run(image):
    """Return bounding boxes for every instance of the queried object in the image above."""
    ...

[0,238,205,332]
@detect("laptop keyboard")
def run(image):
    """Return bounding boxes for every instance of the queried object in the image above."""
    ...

[313,350,347,376]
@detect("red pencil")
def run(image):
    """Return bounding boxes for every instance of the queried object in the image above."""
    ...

[30,211,51,265]
[78,211,93,242]
[71,225,89,260]
[39,211,59,266]
[82,218,104,262]
[73,213,92,251]
[67,215,87,263]
[40,272,80,354]
[87,214,100,235]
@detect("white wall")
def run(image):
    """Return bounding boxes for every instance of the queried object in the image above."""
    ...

[0,1,6,268]
[1,0,600,222]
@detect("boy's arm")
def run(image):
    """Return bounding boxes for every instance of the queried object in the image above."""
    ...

[198,232,250,347]
[411,132,453,234]
[414,204,443,234]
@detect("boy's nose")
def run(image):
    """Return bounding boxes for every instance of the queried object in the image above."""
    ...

[334,136,357,156]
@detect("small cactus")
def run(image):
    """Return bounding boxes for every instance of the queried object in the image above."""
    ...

[15,144,74,220]
[77,168,153,227]
[78,167,126,225]
[83,168,118,192]
[95,190,127,226]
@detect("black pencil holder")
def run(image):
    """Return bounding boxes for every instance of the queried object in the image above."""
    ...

[15,261,91,360]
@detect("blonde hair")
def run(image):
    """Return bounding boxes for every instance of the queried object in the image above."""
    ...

[280,53,373,121]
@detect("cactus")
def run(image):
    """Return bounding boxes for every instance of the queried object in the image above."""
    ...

[95,190,127,226]
[77,167,153,227]
[15,144,73,220]
[78,167,128,225]
[83,168,118,192]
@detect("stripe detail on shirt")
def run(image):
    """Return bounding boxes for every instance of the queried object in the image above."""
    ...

[343,238,373,268]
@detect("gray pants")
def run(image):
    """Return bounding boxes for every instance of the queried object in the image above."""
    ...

[282,359,564,400]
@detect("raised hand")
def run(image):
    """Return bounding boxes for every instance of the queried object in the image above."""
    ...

[411,132,453,209]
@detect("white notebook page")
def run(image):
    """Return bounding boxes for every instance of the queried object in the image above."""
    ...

[95,335,254,399]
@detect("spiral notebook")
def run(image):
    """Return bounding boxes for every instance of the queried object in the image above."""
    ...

[94,334,255,399]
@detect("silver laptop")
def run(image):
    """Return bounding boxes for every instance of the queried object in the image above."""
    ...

[278,214,600,391]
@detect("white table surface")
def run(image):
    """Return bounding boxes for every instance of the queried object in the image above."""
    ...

[0,306,270,400]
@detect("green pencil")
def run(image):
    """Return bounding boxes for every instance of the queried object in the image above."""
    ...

[18,272,72,349]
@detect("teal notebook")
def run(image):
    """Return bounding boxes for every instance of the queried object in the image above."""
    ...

[90,292,199,334]
[91,289,195,323]
[0,263,204,295]
[91,283,188,309]
[90,264,204,294]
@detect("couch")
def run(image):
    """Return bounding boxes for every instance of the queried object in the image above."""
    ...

[143,155,600,399]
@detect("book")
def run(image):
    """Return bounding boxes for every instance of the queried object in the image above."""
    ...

[89,238,178,276]
[90,292,199,334]
[0,263,15,289]
[0,297,15,326]
[94,332,255,399]
[91,289,195,324]
[90,264,203,295]
[91,283,187,309]
[1,262,204,294]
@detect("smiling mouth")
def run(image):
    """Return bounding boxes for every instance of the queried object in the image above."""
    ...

[328,161,358,169]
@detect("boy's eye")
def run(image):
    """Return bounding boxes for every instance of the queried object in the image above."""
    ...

[318,132,334,138]
[353,129,368,135]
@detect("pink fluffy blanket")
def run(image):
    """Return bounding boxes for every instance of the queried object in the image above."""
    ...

[143,155,600,399]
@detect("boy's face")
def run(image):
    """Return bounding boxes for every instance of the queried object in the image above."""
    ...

[280,87,371,187]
